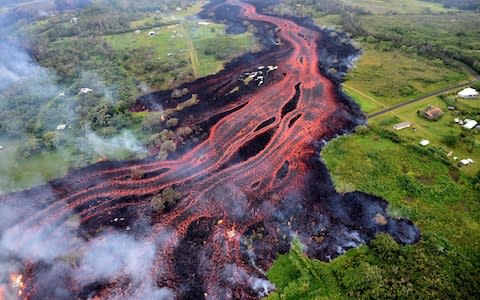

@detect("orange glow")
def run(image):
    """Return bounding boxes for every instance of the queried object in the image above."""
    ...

[10,273,25,297]
[227,228,236,240]
[0,286,6,300]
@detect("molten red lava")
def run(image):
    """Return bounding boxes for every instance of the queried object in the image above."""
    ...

[0,1,419,299]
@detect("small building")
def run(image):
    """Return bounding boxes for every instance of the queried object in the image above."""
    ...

[463,119,478,130]
[460,158,474,166]
[198,21,211,26]
[447,106,456,111]
[56,124,67,130]
[134,30,141,35]
[457,87,479,99]
[393,122,411,131]
[148,31,157,36]
[0,146,4,150]
[419,139,430,146]
[79,88,93,94]
[70,17,78,24]
[423,107,443,120]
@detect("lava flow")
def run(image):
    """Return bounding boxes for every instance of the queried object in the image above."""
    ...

[0,0,419,299]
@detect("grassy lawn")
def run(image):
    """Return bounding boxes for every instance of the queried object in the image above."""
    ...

[343,44,471,113]
[370,96,480,176]
[341,0,453,14]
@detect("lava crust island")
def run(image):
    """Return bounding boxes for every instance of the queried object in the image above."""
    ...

[0,0,419,299]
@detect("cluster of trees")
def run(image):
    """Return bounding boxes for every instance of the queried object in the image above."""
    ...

[150,186,183,212]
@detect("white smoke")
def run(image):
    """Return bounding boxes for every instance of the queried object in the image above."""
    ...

[85,130,148,158]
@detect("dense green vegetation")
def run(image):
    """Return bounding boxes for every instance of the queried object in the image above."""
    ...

[267,127,480,299]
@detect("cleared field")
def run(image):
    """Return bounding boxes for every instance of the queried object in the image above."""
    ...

[342,0,453,14]
[370,96,480,175]
[344,45,471,113]
[105,21,258,89]
[0,140,70,193]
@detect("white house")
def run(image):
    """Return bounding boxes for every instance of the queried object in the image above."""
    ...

[460,158,474,166]
[393,122,411,131]
[79,88,93,94]
[457,87,478,99]
[56,124,67,130]
[419,139,430,146]
[463,119,478,130]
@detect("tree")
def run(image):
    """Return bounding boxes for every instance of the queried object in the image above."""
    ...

[150,187,182,211]
[442,134,458,147]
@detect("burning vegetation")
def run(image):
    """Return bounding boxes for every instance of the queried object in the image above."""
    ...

[0,0,419,299]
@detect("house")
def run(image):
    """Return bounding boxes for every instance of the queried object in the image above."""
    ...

[79,88,93,94]
[0,146,4,150]
[70,17,78,24]
[457,87,479,99]
[463,119,478,130]
[56,124,67,130]
[447,106,456,111]
[198,21,211,26]
[419,139,430,146]
[393,122,411,131]
[460,158,474,166]
[148,31,157,36]
[134,30,141,35]
[423,107,443,120]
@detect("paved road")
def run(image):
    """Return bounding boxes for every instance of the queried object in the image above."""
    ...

[367,79,480,119]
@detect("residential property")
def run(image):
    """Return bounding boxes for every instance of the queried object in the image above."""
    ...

[56,124,67,130]
[457,87,479,99]
[198,21,211,26]
[460,158,474,166]
[423,106,443,120]
[393,122,411,131]
[419,139,430,146]
[148,31,157,36]
[134,30,141,35]
[0,146,4,150]
[463,119,478,130]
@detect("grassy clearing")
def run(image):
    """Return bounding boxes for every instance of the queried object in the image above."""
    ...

[105,21,258,89]
[370,96,480,176]
[342,0,453,14]
[344,44,471,112]
[0,139,71,193]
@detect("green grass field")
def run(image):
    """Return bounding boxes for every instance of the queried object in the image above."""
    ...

[343,45,471,113]
[0,139,71,193]
[105,20,257,89]
[342,0,453,14]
